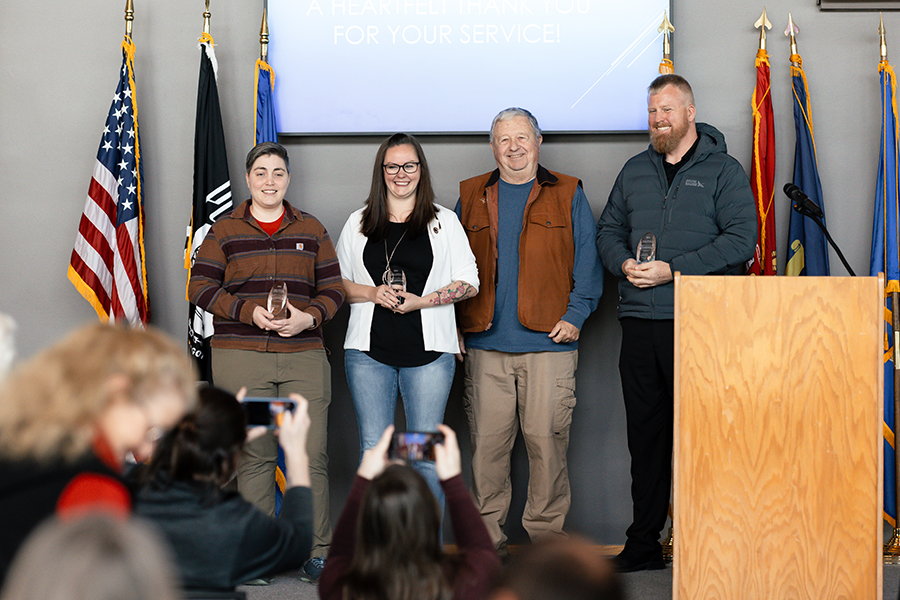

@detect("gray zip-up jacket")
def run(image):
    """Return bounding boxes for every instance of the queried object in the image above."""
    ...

[597,122,757,320]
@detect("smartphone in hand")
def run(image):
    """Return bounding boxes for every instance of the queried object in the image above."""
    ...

[388,431,445,461]
[242,397,297,429]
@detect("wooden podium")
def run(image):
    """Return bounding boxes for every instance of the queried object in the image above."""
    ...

[673,275,884,600]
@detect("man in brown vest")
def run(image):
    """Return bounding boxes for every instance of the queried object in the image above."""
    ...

[455,108,603,557]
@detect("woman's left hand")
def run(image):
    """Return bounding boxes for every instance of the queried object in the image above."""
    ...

[271,301,316,337]
[390,291,428,314]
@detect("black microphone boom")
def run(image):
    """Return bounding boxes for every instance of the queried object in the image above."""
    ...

[781,182,855,276]
[783,183,824,218]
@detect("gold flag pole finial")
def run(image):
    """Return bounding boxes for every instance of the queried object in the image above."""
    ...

[260,3,269,62]
[880,13,888,62]
[785,13,799,65]
[124,0,134,38]
[203,0,211,35]
[658,10,674,62]
[755,7,772,52]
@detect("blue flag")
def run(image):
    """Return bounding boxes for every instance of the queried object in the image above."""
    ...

[254,57,286,515]
[785,56,830,276]
[870,60,900,526]
[255,60,278,144]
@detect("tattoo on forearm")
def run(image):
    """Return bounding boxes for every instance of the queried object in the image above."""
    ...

[431,281,476,306]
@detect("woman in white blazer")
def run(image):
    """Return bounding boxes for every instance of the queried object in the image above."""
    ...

[335,133,478,509]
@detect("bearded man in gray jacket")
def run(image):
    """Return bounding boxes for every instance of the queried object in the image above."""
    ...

[597,74,756,573]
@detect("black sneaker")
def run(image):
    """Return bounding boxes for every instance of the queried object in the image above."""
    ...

[300,556,325,584]
[612,549,666,573]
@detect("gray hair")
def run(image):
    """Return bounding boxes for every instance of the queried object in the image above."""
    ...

[0,515,181,600]
[490,107,541,143]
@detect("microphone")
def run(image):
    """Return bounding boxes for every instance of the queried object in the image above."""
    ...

[783,183,824,219]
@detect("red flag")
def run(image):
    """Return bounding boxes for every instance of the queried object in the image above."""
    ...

[68,36,148,323]
[748,48,777,275]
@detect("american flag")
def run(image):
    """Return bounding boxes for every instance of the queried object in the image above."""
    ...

[68,36,148,324]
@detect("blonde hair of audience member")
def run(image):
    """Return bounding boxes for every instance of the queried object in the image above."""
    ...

[489,536,624,600]
[0,514,180,600]
[0,322,197,463]
[0,313,14,379]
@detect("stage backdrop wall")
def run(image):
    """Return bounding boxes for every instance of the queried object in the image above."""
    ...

[0,0,887,544]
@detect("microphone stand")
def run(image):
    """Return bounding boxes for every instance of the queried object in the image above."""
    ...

[793,205,856,276]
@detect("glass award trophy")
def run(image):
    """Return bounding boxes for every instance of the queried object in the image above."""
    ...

[636,232,657,264]
[385,268,407,305]
[267,281,288,319]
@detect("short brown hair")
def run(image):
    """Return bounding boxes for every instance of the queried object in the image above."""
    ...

[648,74,695,106]
[245,141,290,174]
[491,537,624,600]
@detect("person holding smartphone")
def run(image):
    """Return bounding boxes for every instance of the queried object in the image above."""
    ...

[335,133,478,509]
[319,424,500,600]
[132,386,313,591]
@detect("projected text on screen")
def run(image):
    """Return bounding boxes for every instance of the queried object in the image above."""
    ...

[270,0,672,134]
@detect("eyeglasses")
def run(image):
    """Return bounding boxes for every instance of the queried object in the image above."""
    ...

[383,161,420,175]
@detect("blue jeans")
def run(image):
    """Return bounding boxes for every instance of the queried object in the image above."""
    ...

[344,349,455,515]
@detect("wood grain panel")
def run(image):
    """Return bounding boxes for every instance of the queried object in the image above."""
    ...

[673,275,883,600]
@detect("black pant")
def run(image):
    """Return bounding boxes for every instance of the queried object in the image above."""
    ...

[619,317,674,555]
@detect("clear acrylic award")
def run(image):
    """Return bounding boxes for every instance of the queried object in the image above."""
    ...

[384,268,407,305]
[267,281,288,319]
[636,232,657,264]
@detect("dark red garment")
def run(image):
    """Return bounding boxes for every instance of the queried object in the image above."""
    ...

[0,435,131,583]
[255,209,285,237]
[56,434,130,519]
[320,474,500,600]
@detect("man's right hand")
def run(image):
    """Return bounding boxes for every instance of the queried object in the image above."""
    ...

[455,328,466,362]
[623,259,673,289]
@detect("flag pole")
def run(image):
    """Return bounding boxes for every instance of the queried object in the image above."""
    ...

[124,0,134,37]
[786,13,799,67]
[889,290,900,563]
[879,12,900,564]
[658,11,674,75]
[203,0,211,35]
[260,2,269,62]
[658,9,675,560]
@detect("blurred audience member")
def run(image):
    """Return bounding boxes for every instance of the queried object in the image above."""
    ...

[0,323,196,581]
[320,424,500,600]
[488,537,624,600]
[133,386,313,590]
[0,514,180,600]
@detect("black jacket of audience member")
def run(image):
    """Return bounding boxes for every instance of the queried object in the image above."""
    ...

[133,473,312,590]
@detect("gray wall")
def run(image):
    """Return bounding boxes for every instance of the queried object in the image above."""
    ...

[0,1,889,544]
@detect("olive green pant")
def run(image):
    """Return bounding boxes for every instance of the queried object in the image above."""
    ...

[212,347,331,558]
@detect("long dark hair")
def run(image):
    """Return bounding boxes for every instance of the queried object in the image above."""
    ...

[360,133,437,242]
[142,385,246,492]
[338,465,458,600]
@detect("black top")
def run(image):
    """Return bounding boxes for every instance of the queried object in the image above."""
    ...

[664,136,700,189]
[363,221,439,367]
[133,475,313,590]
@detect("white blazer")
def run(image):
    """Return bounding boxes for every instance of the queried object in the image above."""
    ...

[336,205,479,354]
